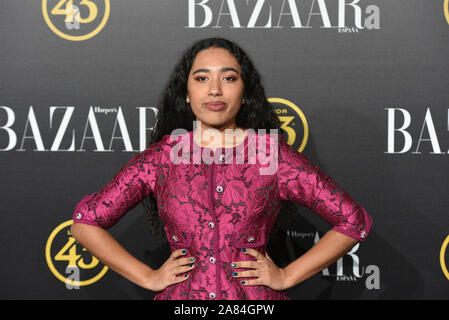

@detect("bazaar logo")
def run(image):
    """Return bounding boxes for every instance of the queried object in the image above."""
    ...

[45,219,108,287]
[440,235,449,281]
[287,230,380,289]
[269,97,309,152]
[42,0,110,41]
[445,0,449,25]
[187,0,380,30]
[385,107,449,154]
[0,105,157,152]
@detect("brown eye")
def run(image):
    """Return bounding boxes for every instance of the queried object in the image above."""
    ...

[195,76,207,82]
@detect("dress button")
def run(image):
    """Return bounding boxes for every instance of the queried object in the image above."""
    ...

[209,292,216,299]
[360,231,367,239]
[208,221,215,229]
[219,154,226,162]
[216,185,223,193]
[75,212,82,220]
[172,235,179,242]
[209,256,216,264]
[247,236,255,243]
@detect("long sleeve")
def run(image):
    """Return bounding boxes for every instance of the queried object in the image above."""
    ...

[72,143,162,229]
[276,134,372,242]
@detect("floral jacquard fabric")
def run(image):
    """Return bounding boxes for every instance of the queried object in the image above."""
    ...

[72,129,373,300]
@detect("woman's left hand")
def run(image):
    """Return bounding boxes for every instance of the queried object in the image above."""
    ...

[230,248,290,291]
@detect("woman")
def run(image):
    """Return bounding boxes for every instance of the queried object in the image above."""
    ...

[71,37,372,300]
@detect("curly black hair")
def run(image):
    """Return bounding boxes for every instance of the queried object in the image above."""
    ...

[142,37,297,245]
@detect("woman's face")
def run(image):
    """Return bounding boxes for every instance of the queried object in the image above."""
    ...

[186,47,245,131]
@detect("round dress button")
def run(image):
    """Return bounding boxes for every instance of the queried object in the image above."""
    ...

[360,231,367,239]
[208,221,215,229]
[75,212,82,220]
[216,185,223,193]
[219,154,226,162]
[209,292,216,299]
[172,235,179,242]
[247,236,255,243]
[209,256,216,264]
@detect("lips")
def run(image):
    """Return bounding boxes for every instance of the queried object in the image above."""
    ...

[205,101,226,111]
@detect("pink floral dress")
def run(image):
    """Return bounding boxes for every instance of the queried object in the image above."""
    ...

[72,129,372,300]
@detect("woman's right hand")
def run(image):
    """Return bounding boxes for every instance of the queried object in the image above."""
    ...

[143,249,195,292]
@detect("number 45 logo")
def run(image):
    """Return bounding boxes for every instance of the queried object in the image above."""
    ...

[45,220,108,288]
[42,0,110,41]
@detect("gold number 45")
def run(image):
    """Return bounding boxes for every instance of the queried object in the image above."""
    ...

[54,236,100,269]
[51,0,98,24]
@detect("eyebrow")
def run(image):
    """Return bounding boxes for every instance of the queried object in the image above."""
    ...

[192,67,240,75]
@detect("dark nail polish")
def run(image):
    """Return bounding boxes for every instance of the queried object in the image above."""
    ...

[241,248,246,252]
[182,249,187,254]
[184,274,188,277]
[230,262,236,268]
[190,257,195,262]
[241,280,245,284]
[231,272,238,276]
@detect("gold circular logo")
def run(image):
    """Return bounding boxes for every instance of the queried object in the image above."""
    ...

[440,235,449,281]
[42,0,110,41]
[445,0,449,25]
[45,219,108,286]
[269,97,309,152]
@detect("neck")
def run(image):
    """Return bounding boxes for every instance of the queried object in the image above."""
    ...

[193,120,246,149]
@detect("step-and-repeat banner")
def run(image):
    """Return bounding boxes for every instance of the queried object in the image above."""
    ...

[1,0,448,299]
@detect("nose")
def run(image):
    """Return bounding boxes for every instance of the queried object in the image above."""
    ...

[208,76,222,96]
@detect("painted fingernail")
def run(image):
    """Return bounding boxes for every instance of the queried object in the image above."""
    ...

[190,257,196,262]
[241,249,246,252]
[184,274,189,277]
[241,280,245,285]
[189,264,193,267]
[231,272,238,276]
[182,249,187,254]
[230,262,236,268]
